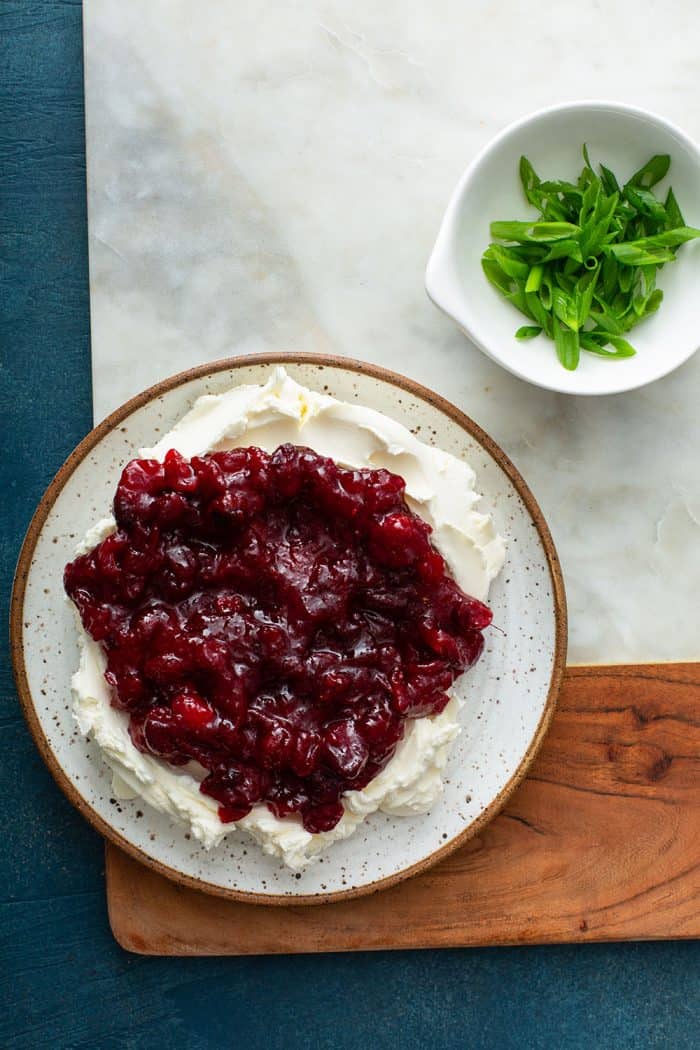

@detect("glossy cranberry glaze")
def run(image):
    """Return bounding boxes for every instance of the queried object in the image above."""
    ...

[64,444,493,833]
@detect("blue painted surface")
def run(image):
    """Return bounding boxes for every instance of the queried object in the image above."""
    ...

[1,3,698,1047]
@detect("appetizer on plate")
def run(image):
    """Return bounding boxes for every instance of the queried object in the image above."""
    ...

[64,368,505,869]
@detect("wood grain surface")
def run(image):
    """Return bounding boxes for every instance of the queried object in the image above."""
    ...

[106,663,700,955]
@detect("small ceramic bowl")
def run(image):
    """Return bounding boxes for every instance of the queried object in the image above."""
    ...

[426,100,700,395]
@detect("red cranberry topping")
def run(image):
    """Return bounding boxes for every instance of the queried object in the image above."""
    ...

[64,444,493,834]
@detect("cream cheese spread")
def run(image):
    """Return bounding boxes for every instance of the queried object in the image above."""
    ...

[71,367,505,870]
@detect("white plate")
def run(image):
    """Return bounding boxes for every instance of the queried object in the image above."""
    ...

[12,354,566,903]
[426,100,700,395]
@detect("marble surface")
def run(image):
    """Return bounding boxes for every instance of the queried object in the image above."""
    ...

[83,0,699,664]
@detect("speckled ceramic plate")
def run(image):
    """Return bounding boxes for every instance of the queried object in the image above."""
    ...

[11,353,566,904]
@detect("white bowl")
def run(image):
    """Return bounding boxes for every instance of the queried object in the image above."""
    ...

[426,100,700,395]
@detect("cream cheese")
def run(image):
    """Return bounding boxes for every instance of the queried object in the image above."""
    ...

[71,367,505,870]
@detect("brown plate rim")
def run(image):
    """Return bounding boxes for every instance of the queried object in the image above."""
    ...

[10,351,568,906]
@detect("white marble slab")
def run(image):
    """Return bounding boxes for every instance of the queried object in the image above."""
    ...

[84,0,700,663]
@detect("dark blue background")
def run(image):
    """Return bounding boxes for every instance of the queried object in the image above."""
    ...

[1,3,698,1047]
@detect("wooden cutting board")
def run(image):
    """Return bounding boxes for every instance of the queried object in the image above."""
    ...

[106,663,700,955]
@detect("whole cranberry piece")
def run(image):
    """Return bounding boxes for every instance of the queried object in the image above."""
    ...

[323,719,369,780]
[172,690,215,731]
[302,801,345,834]
[142,705,181,759]
[258,724,295,769]
[290,730,322,777]
[203,763,269,818]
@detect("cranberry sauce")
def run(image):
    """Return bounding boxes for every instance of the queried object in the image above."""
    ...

[64,444,493,833]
